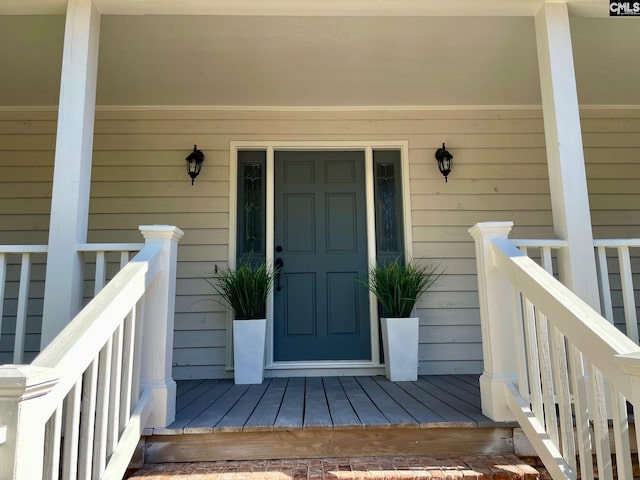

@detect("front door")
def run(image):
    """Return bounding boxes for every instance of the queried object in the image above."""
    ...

[273,151,371,361]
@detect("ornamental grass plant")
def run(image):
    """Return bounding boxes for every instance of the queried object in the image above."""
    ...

[366,258,443,318]
[212,261,275,320]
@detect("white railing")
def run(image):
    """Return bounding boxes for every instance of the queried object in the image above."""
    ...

[509,237,640,347]
[594,239,640,343]
[0,246,48,364]
[511,239,568,275]
[471,222,640,480]
[78,243,144,296]
[0,244,144,364]
[0,225,183,480]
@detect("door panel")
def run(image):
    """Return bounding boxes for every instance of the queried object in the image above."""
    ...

[274,151,370,361]
[284,194,315,253]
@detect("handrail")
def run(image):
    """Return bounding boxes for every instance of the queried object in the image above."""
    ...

[471,222,640,480]
[0,225,183,480]
[510,239,568,248]
[492,236,639,398]
[0,245,48,253]
[0,242,146,363]
[31,243,162,421]
[77,243,145,252]
[594,238,640,247]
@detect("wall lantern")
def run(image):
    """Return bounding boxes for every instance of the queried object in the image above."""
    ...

[434,143,453,183]
[186,145,205,185]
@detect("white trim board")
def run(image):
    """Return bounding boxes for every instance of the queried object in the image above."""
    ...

[4,104,640,113]
[228,140,412,374]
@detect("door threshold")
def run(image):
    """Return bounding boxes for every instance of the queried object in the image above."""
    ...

[264,361,385,378]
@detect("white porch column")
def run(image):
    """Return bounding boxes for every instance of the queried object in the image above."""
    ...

[41,0,101,347]
[469,222,518,421]
[535,2,600,311]
[138,225,184,428]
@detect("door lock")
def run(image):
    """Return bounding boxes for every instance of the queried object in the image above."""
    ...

[275,258,284,291]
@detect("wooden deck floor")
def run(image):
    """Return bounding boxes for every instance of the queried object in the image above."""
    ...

[154,375,507,435]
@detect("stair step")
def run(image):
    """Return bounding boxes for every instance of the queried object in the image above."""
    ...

[127,454,540,479]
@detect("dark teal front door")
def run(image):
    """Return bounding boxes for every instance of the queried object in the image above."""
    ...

[273,151,371,361]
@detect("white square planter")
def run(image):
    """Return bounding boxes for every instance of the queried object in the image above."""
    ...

[381,317,419,381]
[233,319,267,384]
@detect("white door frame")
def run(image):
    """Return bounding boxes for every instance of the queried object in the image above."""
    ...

[229,140,412,376]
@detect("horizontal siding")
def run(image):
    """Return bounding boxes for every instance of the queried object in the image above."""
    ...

[0,107,639,379]
[81,108,552,379]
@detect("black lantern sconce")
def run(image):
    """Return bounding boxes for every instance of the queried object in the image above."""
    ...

[435,143,453,183]
[186,145,205,185]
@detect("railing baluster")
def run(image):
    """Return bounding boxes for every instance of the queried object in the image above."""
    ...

[94,251,106,295]
[523,297,544,423]
[635,407,640,475]
[535,309,558,445]
[120,251,129,269]
[551,326,575,471]
[43,402,63,480]
[587,364,614,480]
[540,247,553,275]
[131,300,145,410]
[617,246,638,343]
[567,344,594,479]
[62,380,82,480]
[14,252,31,363]
[94,339,113,478]
[79,358,99,480]
[610,387,633,479]
[121,308,136,428]
[596,246,614,323]
[513,290,529,402]
[108,325,124,456]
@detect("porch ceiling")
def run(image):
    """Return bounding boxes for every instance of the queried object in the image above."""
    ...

[1,11,639,107]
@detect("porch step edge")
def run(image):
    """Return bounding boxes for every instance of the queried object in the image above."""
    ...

[127,454,541,479]
[144,427,516,463]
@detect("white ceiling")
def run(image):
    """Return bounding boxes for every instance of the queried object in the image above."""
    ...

[1,13,638,107]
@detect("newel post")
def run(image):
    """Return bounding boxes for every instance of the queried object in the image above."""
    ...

[469,222,518,421]
[0,365,59,480]
[138,225,184,428]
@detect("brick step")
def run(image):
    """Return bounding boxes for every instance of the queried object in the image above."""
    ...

[127,454,541,479]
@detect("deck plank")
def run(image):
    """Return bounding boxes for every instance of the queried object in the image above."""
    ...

[164,380,233,432]
[167,375,498,434]
[456,374,483,391]
[273,377,305,430]
[434,375,483,399]
[355,376,418,427]
[397,380,477,427]
[372,377,448,426]
[424,376,483,409]
[243,378,289,432]
[413,378,495,427]
[175,379,222,413]
[420,376,482,409]
[339,377,390,428]
[323,377,362,429]
[215,381,271,432]
[184,383,251,433]
[176,379,205,400]
[303,377,333,430]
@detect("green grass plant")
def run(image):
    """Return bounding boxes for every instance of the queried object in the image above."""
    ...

[212,261,275,320]
[366,258,443,318]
